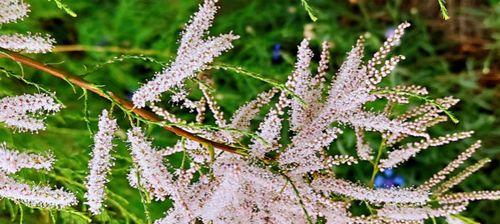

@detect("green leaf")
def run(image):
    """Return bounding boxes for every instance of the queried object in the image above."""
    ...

[437,0,450,20]
[450,215,480,224]
[300,0,318,22]
[47,0,77,17]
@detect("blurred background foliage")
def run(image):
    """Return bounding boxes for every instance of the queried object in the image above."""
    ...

[0,0,498,223]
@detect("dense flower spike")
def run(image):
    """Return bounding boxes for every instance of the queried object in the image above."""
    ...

[126,127,177,201]
[132,0,239,108]
[312,177,429,204]
[250,93,288,157]
[0,173,77,209]
[378,203,468,221]
[230,88,278,132]
[419,141,482,191]
[289,39,315,132]
[0,33,55,53]
[314,41,330,86]
[379,131,474,170]
[0,143,54,174]
[0,93,62,132]
[437,191,500,204]
[84,110,118,215]
[0,0,29,24]
[434,158,491,194]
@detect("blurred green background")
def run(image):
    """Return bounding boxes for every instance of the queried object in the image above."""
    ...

[0,0,498,223]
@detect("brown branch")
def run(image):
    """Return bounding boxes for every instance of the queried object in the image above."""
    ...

[0,48,244,156]
[52,44,171,57]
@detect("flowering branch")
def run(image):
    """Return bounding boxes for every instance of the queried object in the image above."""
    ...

[1,0,498,221]
[0,48,243,156]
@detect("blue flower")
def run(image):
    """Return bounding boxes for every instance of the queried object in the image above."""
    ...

[271,44,283,64]
[384,27,401,46]
[374,169,405,189]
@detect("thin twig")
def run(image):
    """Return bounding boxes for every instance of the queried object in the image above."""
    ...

[52,44,171,57]
[369,138,386,188]
[281,173,313,224]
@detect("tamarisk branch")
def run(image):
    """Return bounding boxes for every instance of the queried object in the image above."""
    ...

[0,48,244,156]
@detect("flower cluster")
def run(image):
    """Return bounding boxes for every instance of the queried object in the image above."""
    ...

[0,0,55,53]
[126,127,178,201]
[0,93,62,132]
[0,174,77,209]
[0,0,29,24]
[379,131,474,170]
[0,33,55,53]
[84,110,118,215]
[0,142,54,173]
[0,1,75,212]
[132,0,239,108]
[0,144,76,209]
